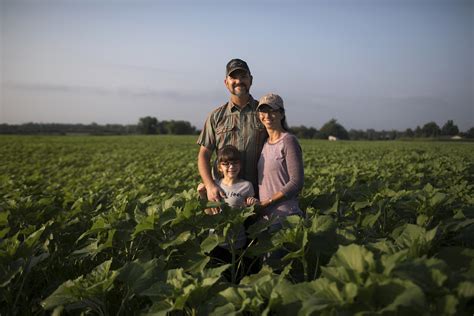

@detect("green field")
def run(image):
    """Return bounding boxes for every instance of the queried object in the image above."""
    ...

[1,135,473,315]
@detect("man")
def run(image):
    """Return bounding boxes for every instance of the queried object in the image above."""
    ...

[197,58,267,203]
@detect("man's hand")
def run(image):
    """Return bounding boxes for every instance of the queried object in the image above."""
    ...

[205,182,225,215]
[206,182,224,201]
[197,145,224,215]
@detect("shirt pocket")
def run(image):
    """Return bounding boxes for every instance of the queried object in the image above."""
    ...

[216,125,235,135]
[215,123,235,150]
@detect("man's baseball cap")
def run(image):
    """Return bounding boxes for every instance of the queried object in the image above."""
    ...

[257,93,284,111]
[226,58,251,76]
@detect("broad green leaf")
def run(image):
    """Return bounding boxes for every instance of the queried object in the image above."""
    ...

[117,258,166,294]
[457,281,474,298]
[361,210,380,228]
[160,231,192,249]
[322,244,375,285]
[17,224,49,258]
[381,250,409,275]
[391,257,449,292]
[78,217,110,241]
[0,211,9,227]
[132,214,155,238]
[143,301,174,316]
[393,224,437,257]
[41,259,118,310]
[210,302,237,316]
[377,280,426,313]
[436,294,458,315]
[200,233,221,253]
[0,258,24,287]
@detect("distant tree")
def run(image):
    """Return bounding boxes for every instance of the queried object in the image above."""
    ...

[366,129,377,140]
[441,120,459,136]
[348,129,366,140]
[138,116,159,134]
[466,127,474,139]
[290,125,319,139]
[154,120,196,135]
[156,121,167,134]
[163,120,196,135]
[404,128,414,138]
[320,119,349,140]
[421,121,441,137]
[414,126,423,137]
[388,130,398,140]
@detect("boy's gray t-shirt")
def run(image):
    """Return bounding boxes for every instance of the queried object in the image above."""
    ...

[216,179,255,208]
[214,179,254,249]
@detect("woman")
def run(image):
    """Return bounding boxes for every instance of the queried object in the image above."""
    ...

[257,93,304,226]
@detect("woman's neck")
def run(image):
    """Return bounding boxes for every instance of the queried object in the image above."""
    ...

[267,128,285,144]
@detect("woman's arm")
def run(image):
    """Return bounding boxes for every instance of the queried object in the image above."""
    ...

[260,191,285,208]
[280,135,304,197]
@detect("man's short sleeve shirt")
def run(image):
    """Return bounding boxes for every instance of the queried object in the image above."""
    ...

[197,97,267,189]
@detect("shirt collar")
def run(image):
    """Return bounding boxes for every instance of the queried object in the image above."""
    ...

[228,95,255,113]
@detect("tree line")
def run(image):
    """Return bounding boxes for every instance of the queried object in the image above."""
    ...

[291,119,474,140]
[0,117,198,136]
[1,117,473,140]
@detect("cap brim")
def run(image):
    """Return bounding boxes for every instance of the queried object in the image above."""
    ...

[257,103,280,110]
[227,67,250,76]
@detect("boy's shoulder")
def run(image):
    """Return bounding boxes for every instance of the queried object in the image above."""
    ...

[236,180,254,194]
[237,179,252,185]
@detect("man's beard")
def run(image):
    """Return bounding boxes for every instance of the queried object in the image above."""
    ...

[232,85,249,97]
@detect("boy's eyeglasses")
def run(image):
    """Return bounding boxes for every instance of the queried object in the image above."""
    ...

[220,160,240,167]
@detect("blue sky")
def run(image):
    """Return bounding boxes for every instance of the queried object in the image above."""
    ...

[1,0,473,131]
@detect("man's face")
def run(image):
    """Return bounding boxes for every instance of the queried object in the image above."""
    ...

[224,69,252,97]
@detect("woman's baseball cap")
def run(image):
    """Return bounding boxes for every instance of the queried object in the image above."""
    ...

[257,93,284,111]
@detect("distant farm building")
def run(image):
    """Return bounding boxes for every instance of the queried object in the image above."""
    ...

[451,135,463,140]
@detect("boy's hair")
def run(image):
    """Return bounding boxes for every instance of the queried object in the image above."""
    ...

[217,145,241,163]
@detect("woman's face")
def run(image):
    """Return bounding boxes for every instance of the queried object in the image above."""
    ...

[218,160,241,180]
[258,106,283,130]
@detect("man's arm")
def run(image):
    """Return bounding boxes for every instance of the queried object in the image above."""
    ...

[198,145,224,202]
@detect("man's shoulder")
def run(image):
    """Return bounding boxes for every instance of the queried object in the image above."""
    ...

[209,102,230,117]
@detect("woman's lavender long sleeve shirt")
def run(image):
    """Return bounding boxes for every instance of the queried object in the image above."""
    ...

[257,133,304,217]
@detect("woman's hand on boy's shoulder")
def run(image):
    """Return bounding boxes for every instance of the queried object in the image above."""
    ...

[246,197,260,206]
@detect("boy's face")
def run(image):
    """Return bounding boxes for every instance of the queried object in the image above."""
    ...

[218,160,241,180]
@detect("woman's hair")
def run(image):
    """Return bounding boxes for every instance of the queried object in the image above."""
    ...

[217,145,241,163]
[280,109,290,131]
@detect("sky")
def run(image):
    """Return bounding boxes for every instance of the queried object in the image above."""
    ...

[1,0,473,131]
